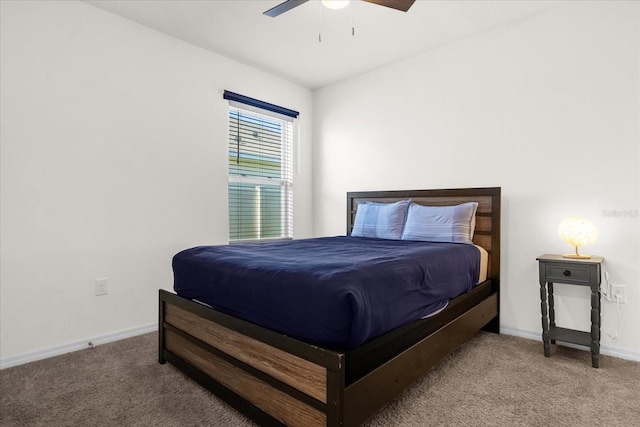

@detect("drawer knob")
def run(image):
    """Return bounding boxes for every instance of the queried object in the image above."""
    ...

[563,270,572,277]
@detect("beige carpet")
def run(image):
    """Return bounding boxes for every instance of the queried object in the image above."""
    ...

[1,331,639,426]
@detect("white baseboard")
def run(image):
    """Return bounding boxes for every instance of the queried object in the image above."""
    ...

[3,323,637,370]
[0,323,157,370]
[500,325,640,363]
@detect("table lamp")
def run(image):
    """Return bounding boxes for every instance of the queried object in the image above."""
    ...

[558,216,598,259]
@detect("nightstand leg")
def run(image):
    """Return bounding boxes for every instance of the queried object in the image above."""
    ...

[540,280,550,357]
[591,285,601,368]
[548,282,556,344]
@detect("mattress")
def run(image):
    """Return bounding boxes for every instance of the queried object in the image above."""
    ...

[476,244,488,284]
[173,236,484,349]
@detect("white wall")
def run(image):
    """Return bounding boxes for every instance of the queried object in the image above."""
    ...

[313,1,640,359]
[0,0,313,364]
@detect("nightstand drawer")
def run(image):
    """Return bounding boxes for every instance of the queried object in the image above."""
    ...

[545,264,592,285]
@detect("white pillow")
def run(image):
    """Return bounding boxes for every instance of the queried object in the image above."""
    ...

[351,200,410,240]
[401,202,478,243]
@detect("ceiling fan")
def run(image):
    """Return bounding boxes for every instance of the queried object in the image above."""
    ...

[264,0,416,18]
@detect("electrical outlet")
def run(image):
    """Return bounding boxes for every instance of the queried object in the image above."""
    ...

[95,278,108,296]
[611,284,626,304]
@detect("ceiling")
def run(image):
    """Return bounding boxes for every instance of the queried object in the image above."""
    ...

[84,0,558,90]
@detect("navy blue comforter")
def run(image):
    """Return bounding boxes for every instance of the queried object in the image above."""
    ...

[173,236,480,350]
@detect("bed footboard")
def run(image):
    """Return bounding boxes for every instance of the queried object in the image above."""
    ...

[159,290,345,426]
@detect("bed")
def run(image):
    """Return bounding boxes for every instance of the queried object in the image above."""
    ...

[159,187,501,426]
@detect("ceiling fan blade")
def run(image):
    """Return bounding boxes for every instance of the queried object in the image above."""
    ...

[362,0,416,12]
[263,0,310,17]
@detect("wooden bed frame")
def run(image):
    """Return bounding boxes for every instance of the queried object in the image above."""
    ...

[159,187,501,426]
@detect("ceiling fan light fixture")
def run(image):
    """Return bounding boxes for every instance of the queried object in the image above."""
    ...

[321,0,350,10]
[264,0,415,18]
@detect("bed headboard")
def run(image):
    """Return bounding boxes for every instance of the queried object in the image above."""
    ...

[346,187,501,280]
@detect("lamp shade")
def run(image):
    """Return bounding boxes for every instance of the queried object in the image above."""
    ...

[558,216,598,258]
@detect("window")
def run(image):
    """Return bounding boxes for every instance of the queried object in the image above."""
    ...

[224,91,298,242]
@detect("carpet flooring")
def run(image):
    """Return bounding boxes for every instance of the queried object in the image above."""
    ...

[1,331,639,426]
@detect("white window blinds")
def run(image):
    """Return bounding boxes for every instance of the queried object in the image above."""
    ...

[225,91,297,242]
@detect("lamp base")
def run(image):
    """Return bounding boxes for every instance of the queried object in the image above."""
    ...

[562,253,592,259]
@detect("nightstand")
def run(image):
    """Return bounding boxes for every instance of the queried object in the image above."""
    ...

[536,254,604,368]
